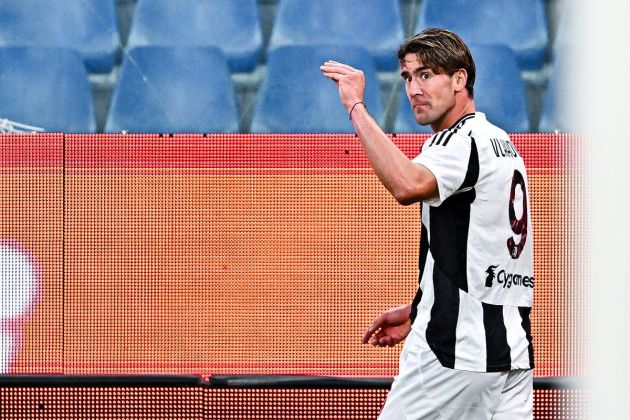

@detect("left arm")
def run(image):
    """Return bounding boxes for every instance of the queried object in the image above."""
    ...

[320,61,437,205]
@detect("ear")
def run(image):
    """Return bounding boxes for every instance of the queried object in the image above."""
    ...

[452,68,468,92]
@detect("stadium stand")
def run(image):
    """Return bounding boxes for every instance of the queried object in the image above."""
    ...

[469,43,531,132]
[268,0,405,71]
[0,0,121,73]
[0,0,566,134]
[126,0,263,73]
[415,0,549,71]
[0,46,96,133]
[105,46,239,133]
[250,45,383,133]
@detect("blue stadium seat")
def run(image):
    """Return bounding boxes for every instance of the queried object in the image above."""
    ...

[127,0,263,73]
[0,0,120,73]
[105,46,239,134]
[0,47,96,133]
[250,45,383,133]
[470,44,530,132]
[395,44,530,133]
[268,0,404,71]
[416,0,549,71]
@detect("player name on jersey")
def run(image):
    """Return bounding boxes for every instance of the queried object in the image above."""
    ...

[490,138,519,158]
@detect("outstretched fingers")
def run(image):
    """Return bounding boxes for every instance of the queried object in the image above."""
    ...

[371,330,389,347]
[325,60,357,71]
[362,314,386,344]
[320,70,340,84]
[366,329,397,347]
[320,59,366,112]
[319,60,357,78]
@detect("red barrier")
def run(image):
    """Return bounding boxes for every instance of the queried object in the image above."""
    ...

[0,133,587,378]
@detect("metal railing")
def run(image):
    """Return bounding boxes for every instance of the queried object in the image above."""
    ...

[0,374,585,389]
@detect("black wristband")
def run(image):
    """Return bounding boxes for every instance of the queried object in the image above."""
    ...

[348,101,366,120]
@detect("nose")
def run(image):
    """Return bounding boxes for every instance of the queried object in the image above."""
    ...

[407,79,423,97]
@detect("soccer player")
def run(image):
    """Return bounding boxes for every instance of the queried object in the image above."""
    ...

[321,28,535,419]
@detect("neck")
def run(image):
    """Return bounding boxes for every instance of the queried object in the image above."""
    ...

[431,98,476,132]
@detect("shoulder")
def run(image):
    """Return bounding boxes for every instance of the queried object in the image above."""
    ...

[426,128,470,147]
[423,112,484,147]
[423,127,473,154]
[463,112,510,141]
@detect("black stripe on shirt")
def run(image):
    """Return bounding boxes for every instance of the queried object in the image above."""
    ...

[428,190,475,292]
[518,306,535,369]
[425,137,478,293]
[441,125,465,147]
[428,114,474,148]
[422,119,479,368]
[433,131,445,146]
[429,129,460,147]
[433,130,448,146]
[410,222,429,325]
[426,264,459,369]
[483,302,512,372]
[449,113,476,130]
[440,131,455,146]
[459,138,479,190]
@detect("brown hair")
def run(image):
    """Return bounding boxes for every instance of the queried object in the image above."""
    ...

[398,28,476,98]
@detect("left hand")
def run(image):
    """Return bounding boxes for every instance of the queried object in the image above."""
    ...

[320,60,366,112]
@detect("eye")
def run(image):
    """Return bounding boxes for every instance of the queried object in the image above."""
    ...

[420,72,430,80]
[406,76,412,83]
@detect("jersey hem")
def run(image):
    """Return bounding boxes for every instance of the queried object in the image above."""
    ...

[418,335,535,373]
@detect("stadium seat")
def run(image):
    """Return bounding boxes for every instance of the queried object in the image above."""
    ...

[127,0,263,73]
[470,44,530,132]
[250,45,383,133]
[105,46,239,134]
[0,47,96,133]
[416,0,549,71]
[0,0,120,73]
[268,0,404,71]
[395,44,530,133]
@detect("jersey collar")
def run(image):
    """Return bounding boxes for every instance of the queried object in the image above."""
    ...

[448,112,478,131]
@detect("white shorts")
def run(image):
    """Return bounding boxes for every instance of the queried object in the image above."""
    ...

[378,331,533,420]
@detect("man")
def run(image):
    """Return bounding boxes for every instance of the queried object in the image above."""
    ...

[321,28,534,419]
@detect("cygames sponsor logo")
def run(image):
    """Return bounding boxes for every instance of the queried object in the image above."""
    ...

[484,265,534,289]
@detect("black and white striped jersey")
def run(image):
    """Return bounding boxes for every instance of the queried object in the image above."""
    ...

[409,112,534,372]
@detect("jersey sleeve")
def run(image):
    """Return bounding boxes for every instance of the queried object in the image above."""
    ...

[412,130,472,206]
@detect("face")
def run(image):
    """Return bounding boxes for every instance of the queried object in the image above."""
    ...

[400,53,460,131]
